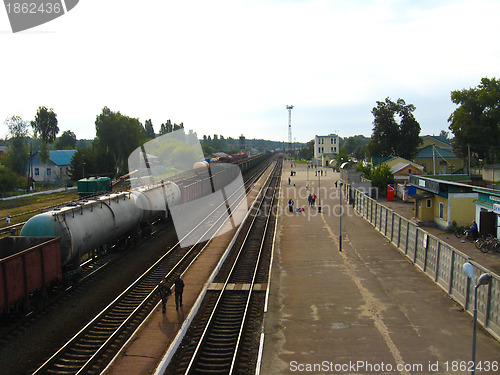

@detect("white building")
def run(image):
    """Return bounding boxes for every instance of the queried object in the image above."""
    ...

[314,134,340,166]
[31,150,77,183]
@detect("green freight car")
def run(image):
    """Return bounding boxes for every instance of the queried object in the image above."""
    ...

[77,177,111,196]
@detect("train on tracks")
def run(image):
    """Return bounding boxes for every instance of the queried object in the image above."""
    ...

[0,153,271,314]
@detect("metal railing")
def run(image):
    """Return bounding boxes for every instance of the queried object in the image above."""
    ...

[351,186,500,342]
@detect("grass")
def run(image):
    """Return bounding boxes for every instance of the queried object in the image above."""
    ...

[0,190,80,228]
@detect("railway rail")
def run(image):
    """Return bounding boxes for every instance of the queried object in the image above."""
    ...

[162,158,281,375]
[29,157,275,375]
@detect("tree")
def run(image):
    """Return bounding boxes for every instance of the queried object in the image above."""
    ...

[0,165,25,193]
[3,116,30,176]
[159,120,173,135]
[369,164,394,195]
[341,135,369,160]
[31,106,59,143]
[298,140,314,160]
[144,119,155,139]
[94,107,147,176]
[31,106,59,170]
[5,115,30,138]
[4,138,29,175]
[55,130,77,149]
[448,77,500,164]
[367,98,421,159]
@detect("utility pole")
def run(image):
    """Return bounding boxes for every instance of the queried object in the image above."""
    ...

[286,105,293,154]
[468,143,471,177]
[433,144,436,175]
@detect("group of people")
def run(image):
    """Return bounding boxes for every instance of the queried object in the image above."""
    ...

[158,274,185,313]
[307,193,317,207]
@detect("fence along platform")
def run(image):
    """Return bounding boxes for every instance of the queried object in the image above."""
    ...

[351,186,500,342]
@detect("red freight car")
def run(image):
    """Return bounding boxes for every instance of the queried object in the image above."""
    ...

[0,237,61,314]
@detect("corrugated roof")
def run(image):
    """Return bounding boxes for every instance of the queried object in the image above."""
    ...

[416,145,457,159]
[390,162,411,174]
[33,150,77,166]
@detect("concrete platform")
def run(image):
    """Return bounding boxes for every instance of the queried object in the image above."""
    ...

[102,164,274,375]
[261,162,500,375]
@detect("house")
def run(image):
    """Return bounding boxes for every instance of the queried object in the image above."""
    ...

[31,150,77,183]
[420,135,453,150]
[314,134,339,167]
[481,164,500,184]
[414,145,464,175]
[408,175,477,229]
[471,187,500,238]
[382,156,424,184]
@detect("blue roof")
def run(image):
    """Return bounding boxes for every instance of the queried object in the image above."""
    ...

[416,145,457,159]
[33,150,77,166]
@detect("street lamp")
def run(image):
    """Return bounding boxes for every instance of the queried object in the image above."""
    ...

[463,262,492,375]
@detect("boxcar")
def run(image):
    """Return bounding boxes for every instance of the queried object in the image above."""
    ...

[0,237,61,314]
[77,177,112,196]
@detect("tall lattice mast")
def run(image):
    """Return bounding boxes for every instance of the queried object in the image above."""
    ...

[286,105,293,153]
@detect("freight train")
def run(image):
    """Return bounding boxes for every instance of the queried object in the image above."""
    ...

[20,181,182,273]
[0,153,271,314]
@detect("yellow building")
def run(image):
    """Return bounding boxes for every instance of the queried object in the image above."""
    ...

[409,175,477,229]
[414,145,465,175]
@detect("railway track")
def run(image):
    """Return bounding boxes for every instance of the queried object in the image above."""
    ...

[30,158,276,375]
[162,158,281,375]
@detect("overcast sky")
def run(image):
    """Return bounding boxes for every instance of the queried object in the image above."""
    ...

[1,0,499,144]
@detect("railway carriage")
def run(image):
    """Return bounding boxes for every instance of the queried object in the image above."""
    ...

[0,237,62,314]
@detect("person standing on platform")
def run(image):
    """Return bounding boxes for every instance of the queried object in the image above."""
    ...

[174,274,185,310]
[308,194,313,207]
[288,199,294,213]
[158,277,171,313]
[288,177,291,185]
[312,193,317,207]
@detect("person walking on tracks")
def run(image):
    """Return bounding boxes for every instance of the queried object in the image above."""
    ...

[158,277,171,313]
[174,274,185,310]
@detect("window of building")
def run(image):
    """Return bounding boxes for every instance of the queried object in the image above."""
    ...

[331,147,333,152]
[439,202,444,219]
[330,138,333,144]
[426,199,432,208]
[47,168,52,176]
[35,168,39,176]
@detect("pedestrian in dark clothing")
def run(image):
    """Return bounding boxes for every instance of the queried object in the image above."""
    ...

[288,199,294,213]
[470,220,479,240]
[158,278,171,313]
[308,194,313,207]
[288,177,291,185]
[174,275,185,310]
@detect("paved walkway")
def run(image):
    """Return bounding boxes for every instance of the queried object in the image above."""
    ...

[261,162,500,375]
[377,198,500,276]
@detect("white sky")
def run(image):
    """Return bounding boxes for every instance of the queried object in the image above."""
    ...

[1,0,499,144]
